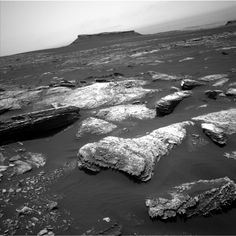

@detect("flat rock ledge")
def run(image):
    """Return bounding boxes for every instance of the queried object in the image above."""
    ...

[94,104,156,122]
[192,108,236,135]
[0,106,80,144]
[146,177,236,220]
[78,121,193,181]
[76,117,117,138]
[156,91,192,116]
[201,123,227,146]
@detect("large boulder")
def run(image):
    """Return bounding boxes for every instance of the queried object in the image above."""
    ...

[181,79,204,90]
[155,91,192,116]
[94,104,156,122]
[76,117,117,138]
[78,121,193,181]
[201,123,227,146]
[146,177,236,220]
[0,106,80,144]
[192,108,236,135]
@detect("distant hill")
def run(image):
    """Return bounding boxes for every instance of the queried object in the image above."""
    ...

[71,30,141,45]
[225,20,236,26]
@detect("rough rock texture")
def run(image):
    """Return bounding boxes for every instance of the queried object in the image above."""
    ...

[0,106,80,144]
[181,79,204,90]
[226,88,236,97]
[13,152,46,175]
[205,90,224,99]
[199,74,228,82]
[76,117,117,138]
[78,121,192,181]
[201,123,227,146]
[224,151,236,160]
[94,104,156,122]
[146,177,236,220]
[155,91,192,116]
[38,80,155,109]
[192,108,236,135]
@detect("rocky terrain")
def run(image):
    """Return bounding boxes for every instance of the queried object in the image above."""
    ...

[0,23,236,235]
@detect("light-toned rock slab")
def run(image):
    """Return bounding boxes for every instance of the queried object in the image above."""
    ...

[76,117,117,138]
[95,104,156,122]
[78,121,193,181]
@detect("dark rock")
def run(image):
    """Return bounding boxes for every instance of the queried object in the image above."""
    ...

[155,91,192,116]
[205,90,223,99]
[0,106,80,144]
[181,79,204,90]
[146,177,236,220]
[201,123,227,146]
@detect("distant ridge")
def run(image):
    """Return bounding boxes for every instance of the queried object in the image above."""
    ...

[71,30,141,44]
[225,20,236,26]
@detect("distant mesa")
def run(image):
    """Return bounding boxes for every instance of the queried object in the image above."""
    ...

[71,30,141,44]
[225,20,236,26]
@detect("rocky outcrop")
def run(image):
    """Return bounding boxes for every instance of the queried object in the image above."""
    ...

[146,177,236,220]
[94,104,156,122]
[212,78,229,87]
[155,91,192,116]
[76,117,117,138]
[38,80,155,110]
[146,71,181,81]
[201,123,227,146]
[78,121,193,181]
[226,88,236,97]
[199,74,228,82]
[192,108,236,135]
[181,79,204,90]
[0,106,80,144]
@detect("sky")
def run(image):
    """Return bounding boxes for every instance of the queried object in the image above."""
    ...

[1,1,236,56]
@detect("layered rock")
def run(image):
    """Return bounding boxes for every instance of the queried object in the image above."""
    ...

[201,123,227,146]
[181,79,204,90]
[0,106,80,144]
[146,177,236,220]
[155,91,192,116]
[38,80,155,109]
[192,108,236,135]
[94,104,156,122]
[76,117,117,138]
[78,121,192,181]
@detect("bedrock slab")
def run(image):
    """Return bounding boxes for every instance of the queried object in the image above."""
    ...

[39,80,156,109]
[94,104,156,122]
[146,177,236,220]
[78,121,193,181]
[192,108,236,135]
[76,117,117,138]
